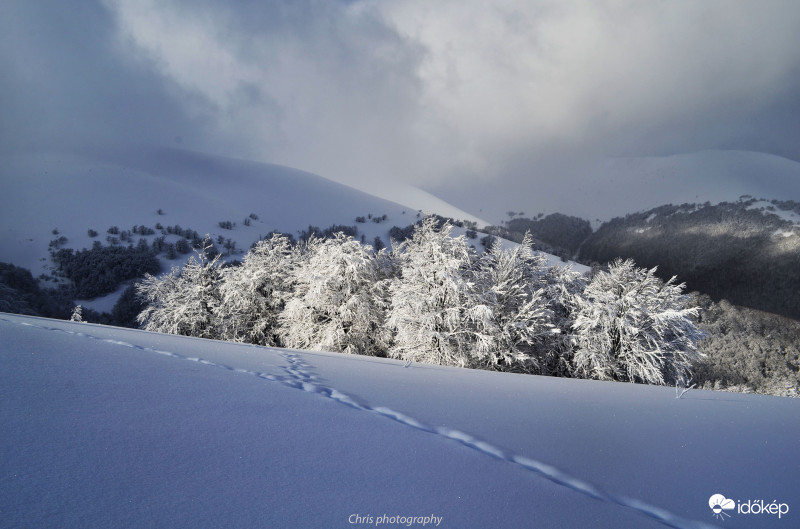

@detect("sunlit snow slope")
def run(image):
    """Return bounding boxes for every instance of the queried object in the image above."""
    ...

[2,313,797,528]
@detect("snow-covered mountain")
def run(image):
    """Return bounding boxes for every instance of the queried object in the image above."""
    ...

[587,150,800,219]
[0,146,488,281]
[439,150,800,226]
[3,312,797,528]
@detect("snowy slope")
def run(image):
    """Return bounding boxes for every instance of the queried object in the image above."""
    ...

[2,313,798,529]
[0,146,485,279]
[357,180,489,228]
[0,146,584,314]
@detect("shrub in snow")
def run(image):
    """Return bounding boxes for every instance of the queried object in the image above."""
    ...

[222,238,236,256]
[164,243,177,260]
[48,236,68,250]
[279,233,390,356]
[151,236,165,254]
[572,259,702,385]
[388,224,416,243]
[137,239,222,339]
[175,238,191,254]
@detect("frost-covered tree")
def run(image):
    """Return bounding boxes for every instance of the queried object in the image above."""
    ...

[474,234,555,372]
[279,233,389,355]
[70,304,83,322]
[572,259,702,385]
[537,263,587,376]
[137,239,222,339]
[386,217,488,367]
[216,234,296,346]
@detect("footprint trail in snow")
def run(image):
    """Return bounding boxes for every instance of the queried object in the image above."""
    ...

[1,316,720,529]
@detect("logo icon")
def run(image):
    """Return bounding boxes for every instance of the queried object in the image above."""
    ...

[709,494,735,521]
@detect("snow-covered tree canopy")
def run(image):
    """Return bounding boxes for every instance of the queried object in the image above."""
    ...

[137,240,222,339]
[280,233,390,356]
[572,259,703,385]
[387,217,485,367]
[135,222,703,386]
[216,234,296,346]
[472,234,554,371]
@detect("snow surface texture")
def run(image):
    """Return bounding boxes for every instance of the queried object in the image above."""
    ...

[2,313,797,528]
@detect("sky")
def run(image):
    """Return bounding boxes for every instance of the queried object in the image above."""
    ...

[2,0,800,220]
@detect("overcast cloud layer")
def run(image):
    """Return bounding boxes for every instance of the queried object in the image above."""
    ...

[3,1,800,218]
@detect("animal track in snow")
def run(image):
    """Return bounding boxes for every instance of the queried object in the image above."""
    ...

[0,316,719,529]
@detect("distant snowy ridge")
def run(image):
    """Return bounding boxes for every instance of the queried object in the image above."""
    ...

[460,149,800,226]
[585,150,800,222]
[578,197,800,320]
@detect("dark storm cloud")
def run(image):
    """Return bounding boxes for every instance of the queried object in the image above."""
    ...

[0,1,210,155]
[3,0,800,213]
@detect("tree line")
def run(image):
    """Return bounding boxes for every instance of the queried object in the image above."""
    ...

[136,217,703,386]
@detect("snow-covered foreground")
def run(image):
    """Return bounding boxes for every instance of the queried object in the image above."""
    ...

[2,313,797,528]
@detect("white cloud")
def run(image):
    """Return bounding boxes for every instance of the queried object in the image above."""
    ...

[378,1,800,167]
[102,0,430,185]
